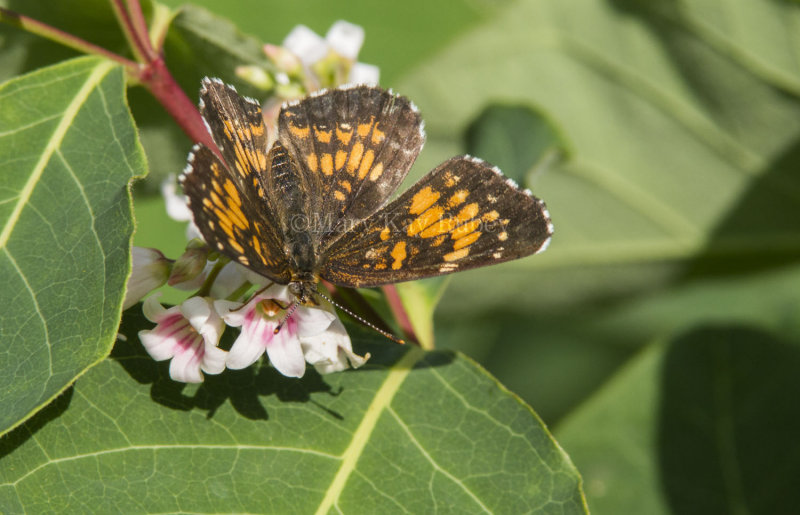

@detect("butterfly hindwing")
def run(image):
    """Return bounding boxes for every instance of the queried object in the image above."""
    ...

[319,156,553,288]
[277,86,424,248]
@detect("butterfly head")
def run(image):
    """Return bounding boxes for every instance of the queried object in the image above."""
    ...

[288,273,320,306]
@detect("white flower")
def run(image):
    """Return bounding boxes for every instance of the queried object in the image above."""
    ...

[302,317,370,374]
[161,174,202,241]
[123,247,171,310]
[138,294,227,383]
[217,285,368,378]
[282,21,379,85]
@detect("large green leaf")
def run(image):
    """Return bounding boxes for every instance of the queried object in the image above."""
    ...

[0,57,146,436]
[0,315,587,513]
[556,326,800,514]
[398,0,800,315]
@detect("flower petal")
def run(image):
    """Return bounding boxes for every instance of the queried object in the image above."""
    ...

[168,338,205,383]
[202,342,228,375]
[300,319,367,374]
[266,321,306,378]
[124,248,170,310]
[226,331,268,370]
[326,21,364,60]
[209,262,250,298]
[141,292,169,323]
[181,296,224,345]
[283,25,328,65]
[293,306,336,337]
[161,174,193,222]
[348,62,380,86]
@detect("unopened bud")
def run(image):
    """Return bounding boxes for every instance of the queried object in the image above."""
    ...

[168,240,210,286]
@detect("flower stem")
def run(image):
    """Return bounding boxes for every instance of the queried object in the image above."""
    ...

[382,285,419,345]
[0,7,139,71]
[124,0,158,60]
[140,56,219,152]
[108,0,148,63]
[195,259,228,297]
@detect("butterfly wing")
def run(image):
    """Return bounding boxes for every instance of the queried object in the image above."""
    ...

[277,86,424,248]
[179,79,292,283]
[319,156,553,288]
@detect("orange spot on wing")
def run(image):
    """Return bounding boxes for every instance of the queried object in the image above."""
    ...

[222,179,241,206]
[453,231,481,250]
[334,190,346,201]
[371,124,385,144]
[368,162,384,181]
[407,205,444,236]
[340,180,352,192]
[391,241,407,270]
[347,142,364,174]
[288,124,310,138]
[358,150,375,180]
[380,227,391,241]
[451,220,481,240]
[320,153,334,176]
[336,126,353,145]
[357,118,374,137]
[228,238,245,254]
[306,153,318,173]
[456,203,480,223]
[443,248,469,262]
[420,218,457,238]
[409,186,441,215]
[315,127,332,143]
[447,189,469,208]
[335,150,347,170]
[482,210,500,222]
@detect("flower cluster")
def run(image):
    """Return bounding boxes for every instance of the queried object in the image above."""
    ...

[235,20,379,127]
[124,21,376,383]
[133,283,367,383]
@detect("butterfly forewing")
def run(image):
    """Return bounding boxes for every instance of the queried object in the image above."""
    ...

[199,78,270,182]
[277,86,424,249]
[181,79,292,283]
[319,156,553,288]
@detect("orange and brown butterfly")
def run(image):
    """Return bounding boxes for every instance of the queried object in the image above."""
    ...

[180,78,553,308]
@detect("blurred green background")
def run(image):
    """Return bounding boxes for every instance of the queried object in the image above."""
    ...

[4,0,800,512]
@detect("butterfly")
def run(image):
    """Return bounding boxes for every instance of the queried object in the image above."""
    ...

[180,78,553,311]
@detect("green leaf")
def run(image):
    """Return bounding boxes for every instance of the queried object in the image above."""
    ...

[0,315,587,513]
[398,0,800,315]
[556,326,800,514]
[465,104,570,184]
[162,5,272,99]
[0,56,146,436]
[436,258,800,424]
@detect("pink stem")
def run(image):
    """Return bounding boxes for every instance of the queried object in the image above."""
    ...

[382,285,419,345]
[0,7,139,70]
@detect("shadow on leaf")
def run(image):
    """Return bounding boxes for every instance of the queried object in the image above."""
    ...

[657,325,800,514]
[0,387,73,461]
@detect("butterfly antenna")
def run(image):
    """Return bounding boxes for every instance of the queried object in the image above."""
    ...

[315,290,405,344]
[274,302,300,334]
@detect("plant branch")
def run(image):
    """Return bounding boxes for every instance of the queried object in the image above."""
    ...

[125,0,159,60]
[109,0,148,62]
[0,7,139,70]
[140,56,219,152]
